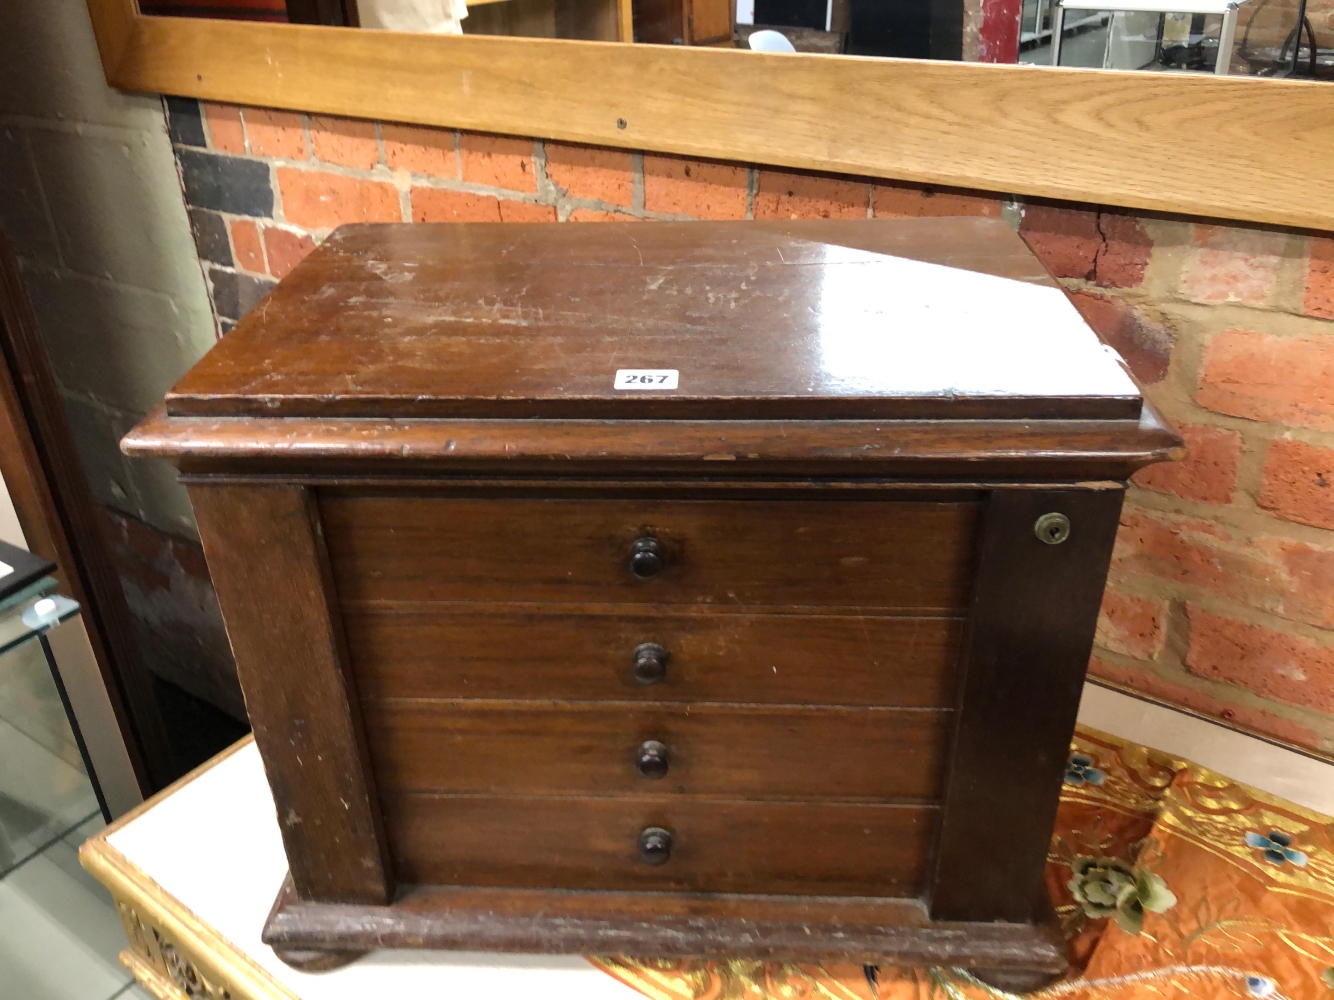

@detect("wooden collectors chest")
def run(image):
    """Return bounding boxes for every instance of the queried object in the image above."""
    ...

[123,217,1179,988]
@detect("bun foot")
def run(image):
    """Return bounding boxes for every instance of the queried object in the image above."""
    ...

[272,947,366,972]
[967,966,1067,994]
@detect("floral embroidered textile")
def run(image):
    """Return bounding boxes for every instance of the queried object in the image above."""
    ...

[592,725,1334,1000]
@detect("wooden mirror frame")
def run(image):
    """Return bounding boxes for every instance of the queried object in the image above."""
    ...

[88,1,1333,233]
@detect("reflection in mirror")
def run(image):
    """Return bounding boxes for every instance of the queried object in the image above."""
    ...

[1018,0,1326,75]
[138,0,1332,76]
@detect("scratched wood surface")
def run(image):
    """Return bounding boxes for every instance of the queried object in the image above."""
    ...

[127,408,1182,480]
[319,493,981,609]
[344,605,965,705]
[122,219,1171,982]
[382,794,937,895]
[165,220,1140,421]
[360,701,953,800]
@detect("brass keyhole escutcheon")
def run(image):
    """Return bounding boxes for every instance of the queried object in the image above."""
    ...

[1034,512,1071,545]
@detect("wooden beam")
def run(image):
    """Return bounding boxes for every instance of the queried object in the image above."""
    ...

[86,0,138,79]
[85,0,1333,232]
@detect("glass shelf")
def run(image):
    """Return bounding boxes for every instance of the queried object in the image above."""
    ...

[0,577,80,659]
[0,577,103,878]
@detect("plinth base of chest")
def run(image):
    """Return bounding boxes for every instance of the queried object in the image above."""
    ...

[261,876,1069,976]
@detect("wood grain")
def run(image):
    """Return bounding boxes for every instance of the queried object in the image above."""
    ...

[263,879,1069,968]
[382,793,935,895]
[361,700,952,800]
[344,605,963,706]
[930,488,1124,923]
[163,221,1138,422]
[85,0,1334,230]
[125,406,1184,480]
[188,484,393,905]
[117,216,1174,968]
[319,494,980,610]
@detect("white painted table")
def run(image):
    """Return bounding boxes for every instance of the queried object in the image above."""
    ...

[79,739,644,1000]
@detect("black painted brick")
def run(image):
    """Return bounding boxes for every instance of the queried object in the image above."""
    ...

[209,268,276,322]
[164,96,207,148]
[188,209,232,267]
[179,148,273,218]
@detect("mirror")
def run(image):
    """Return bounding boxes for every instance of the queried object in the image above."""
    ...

[85,0,1334,232]
[139,0,1326,77]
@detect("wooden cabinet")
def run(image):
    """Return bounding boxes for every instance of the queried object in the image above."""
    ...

[123,217,1179,989]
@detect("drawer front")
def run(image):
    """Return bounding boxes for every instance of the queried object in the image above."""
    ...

[347,608,964,707]
[384,794,934,896]
[362,702,951,801]
[321,496,979,610]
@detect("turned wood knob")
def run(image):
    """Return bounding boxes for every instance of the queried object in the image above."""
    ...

[638,826,673,865]
[635,740,671,779]
[632,642,669,685]
[629,536,665,579]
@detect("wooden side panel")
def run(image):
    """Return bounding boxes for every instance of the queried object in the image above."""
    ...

[633,0,684,42]
[464,0,559,38]
[361,701,952,801]
[321,496,981,611]
[554,0,623,40]
[189,483,392,904]
[346,607,964,706]
[385,794,935,895]
[686,0,732,44]
[929,487,1124,922]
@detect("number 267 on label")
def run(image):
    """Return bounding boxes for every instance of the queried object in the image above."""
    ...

[614,369,679,390]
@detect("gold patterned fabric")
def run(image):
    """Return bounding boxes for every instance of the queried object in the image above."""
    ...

[591,726,1334,1000]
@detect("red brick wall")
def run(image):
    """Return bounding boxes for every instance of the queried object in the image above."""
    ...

[165,99,1334,754]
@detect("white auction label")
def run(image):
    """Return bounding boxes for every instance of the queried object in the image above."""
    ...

[614,369,679,390]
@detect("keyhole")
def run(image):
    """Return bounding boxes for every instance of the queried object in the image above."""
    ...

[1034,512,1071,545]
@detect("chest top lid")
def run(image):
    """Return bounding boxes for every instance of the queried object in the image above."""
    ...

[166,218,1141,421]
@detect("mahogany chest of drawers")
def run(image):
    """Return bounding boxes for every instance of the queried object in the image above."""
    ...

[124,217,1179,989]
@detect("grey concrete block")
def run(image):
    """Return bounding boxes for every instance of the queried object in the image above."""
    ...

[29,127,212,297]
[57,392,142,515]
[0,127,59,266]
[0,0,168,132]
[128,450,197,537]
[24,268,217,414]
[59,393,196,537]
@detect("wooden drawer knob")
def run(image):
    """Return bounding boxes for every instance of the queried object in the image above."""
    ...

[632,642,669,685]
[635,740,671,779]
[629,536,665,579]
[638,826,673,866]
